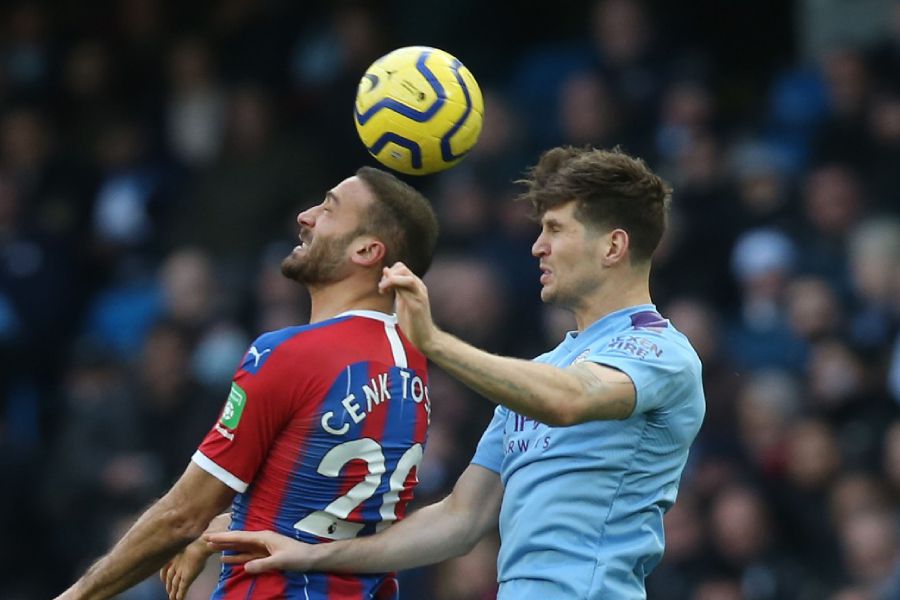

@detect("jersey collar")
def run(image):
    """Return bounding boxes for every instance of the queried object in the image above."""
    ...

[334,309,398,325]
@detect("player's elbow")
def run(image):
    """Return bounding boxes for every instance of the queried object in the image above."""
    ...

[542,402,584,427]
[164,505,210,541]
[157,496,215,542]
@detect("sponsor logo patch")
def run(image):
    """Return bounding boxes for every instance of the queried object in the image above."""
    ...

[220,382,247,431]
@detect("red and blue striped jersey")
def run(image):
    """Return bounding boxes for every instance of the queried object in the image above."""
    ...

[192,310,430,599]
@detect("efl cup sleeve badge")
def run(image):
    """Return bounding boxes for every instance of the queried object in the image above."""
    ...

[215,382,247,440]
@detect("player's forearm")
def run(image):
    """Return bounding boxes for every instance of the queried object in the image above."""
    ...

[423,329,584,425]
[311,496,480,573]
[58,499,204,600]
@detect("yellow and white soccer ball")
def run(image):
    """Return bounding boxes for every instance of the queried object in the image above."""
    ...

[354,46,484,175]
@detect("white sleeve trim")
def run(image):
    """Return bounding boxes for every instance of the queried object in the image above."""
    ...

[192,450,249,493]
[384,322,408,368]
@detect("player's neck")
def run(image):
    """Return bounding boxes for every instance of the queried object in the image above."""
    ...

[572,272,652,331]
[307,277,394,323]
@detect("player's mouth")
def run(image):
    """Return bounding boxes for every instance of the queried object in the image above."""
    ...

[539,266,552,285]
[294,232,313,253]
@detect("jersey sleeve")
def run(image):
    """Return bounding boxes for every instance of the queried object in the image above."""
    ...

[193,337,299,492]
[470,405,507,474]
[586,331,696,416]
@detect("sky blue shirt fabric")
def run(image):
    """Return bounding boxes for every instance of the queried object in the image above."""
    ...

[471,304,705,600]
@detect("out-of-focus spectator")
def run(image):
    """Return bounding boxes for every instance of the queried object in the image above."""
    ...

[798,163,866,290]
[785,276,843,341]
[813,48,874,167]
[707,484,812,599]
[426,256,510,350]
[646,492,708,600]
[882,421,900,497]
[728,140,796,230]
[667,299,739,436]
[847,218,900,350]
[133,321,218,483]
[727,227,808,371]
[829,471,893,534]
[863,89,900,208]
[164,36,226,168]
[556,72,620,147]
[838,508,900,594]
[1,1,51,94]
[41,340,148,582]
[735,370,801,478]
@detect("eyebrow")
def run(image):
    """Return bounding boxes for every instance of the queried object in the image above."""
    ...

[325,190,341,205]
[542,217,562,228]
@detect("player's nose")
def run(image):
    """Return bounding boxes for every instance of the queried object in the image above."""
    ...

[297,207,316,228]
[532,234,549,257]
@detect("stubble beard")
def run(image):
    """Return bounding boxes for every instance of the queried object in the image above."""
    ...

[280,231,356,286]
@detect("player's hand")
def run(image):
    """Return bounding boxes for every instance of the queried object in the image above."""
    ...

[160,541,210,600]
[205,530,315,573]
[379,262,436,352]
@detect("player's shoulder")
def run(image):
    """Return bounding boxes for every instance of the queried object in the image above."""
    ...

[252,313,376,351]
[240,318,352,374]
[594,308,701,370]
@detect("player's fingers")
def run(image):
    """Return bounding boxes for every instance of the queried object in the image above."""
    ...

[379,273,418,292]
[175,572,189,600]
[220,551,267,564]
[164,564,175,597]
[244,556,282,574]
[206,529,274,544]
[169,573,180,600]
[389,262,412,275]
[206,540,263,554]
[205,530,269,551]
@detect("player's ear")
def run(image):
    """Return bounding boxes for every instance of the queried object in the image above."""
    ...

[600,229,630,266]
[352,237,386,268]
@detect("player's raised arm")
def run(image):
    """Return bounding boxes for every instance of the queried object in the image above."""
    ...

[380,262,637,426]
[206,463,503,574]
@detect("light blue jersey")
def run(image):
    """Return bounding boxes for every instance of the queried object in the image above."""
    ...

[471,304,705,600]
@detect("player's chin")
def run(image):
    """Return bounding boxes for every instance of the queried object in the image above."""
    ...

[280,256,308,281]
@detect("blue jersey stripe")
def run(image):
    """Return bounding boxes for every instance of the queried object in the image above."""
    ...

[273,361,373,541]
[361,366,417,526]
[241,318,352,375]
[211,487,253,599]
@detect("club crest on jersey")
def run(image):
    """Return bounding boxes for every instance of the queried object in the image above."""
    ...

[216,382,247,440]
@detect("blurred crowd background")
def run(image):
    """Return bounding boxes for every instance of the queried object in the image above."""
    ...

[2,0,900,598]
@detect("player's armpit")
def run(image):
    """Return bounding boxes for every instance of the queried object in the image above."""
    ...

[565,362,636,422]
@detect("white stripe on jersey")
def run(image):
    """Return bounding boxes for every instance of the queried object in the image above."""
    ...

[384,322,408,368]
[192,450,250,493]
